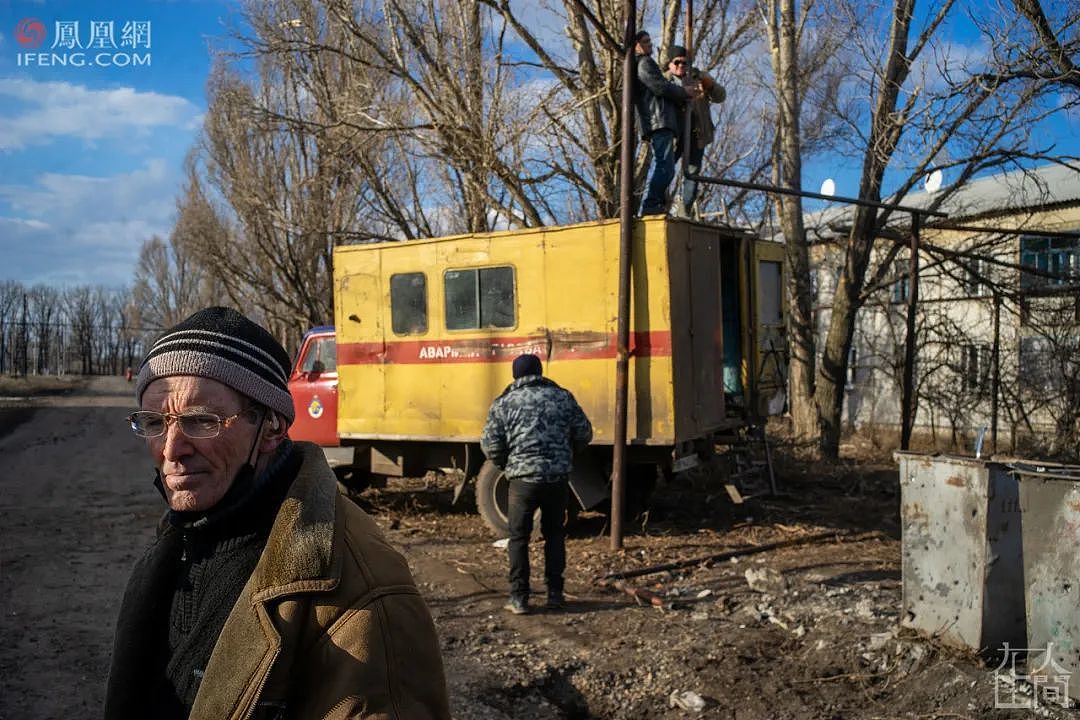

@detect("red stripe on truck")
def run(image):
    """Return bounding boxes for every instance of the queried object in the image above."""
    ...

[338,331,673,365]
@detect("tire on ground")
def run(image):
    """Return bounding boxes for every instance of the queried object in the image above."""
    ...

[333,465,372,496]
[475,460,577,538]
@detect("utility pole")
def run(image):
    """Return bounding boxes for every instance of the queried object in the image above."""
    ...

[900,215,920,450]
[611,0,637,551]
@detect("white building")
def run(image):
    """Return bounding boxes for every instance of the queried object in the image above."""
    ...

[807,164,1080,452]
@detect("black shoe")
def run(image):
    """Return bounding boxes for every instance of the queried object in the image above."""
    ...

[545,592,565,610]
[504,596,529,615]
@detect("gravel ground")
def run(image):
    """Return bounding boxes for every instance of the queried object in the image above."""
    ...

[0,375,1075,719]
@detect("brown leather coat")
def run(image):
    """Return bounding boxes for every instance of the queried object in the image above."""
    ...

[105,442,450,720]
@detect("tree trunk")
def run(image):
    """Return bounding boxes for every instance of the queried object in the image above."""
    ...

[767,0,819,445]
[816,271,859,457]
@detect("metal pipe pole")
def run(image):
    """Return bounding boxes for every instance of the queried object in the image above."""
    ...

[611,0,637,551]
[900,214,921,450]
[679,0,693,197]
[991,293,1001,454]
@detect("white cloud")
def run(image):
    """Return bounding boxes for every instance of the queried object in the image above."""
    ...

[0,159,176,286]
[0,78,201,151]
[0,216,50,230]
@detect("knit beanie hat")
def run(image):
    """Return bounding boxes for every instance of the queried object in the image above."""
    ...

[135,306,295,424]
[666,45,688,64]
[512,354,543,379]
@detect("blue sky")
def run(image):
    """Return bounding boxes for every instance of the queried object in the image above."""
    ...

[0,0,239,287]
[0,1,1076,287]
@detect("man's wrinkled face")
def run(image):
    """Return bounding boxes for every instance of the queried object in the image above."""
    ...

[668,56,688,78]
[141,376,260,512]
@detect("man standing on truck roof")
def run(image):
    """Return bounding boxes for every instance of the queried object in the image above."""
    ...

[481,354,593,615]
[634,30,699,216]
[664,44,726,219]
[105,306,450,720]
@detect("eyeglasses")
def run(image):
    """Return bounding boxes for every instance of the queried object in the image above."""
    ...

[126,410,252,439]
[672,60,688,66]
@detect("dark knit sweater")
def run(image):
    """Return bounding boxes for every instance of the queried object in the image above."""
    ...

[149,441,300,719]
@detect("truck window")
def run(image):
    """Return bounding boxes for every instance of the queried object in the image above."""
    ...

[444,266,516,330]
[390,272,428,334]
[300,336,337,372]
[758,260,783,324]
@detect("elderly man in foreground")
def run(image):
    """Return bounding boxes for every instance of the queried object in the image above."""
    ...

[104,306,449,720]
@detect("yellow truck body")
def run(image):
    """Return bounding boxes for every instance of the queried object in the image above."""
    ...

[332,217,786,450]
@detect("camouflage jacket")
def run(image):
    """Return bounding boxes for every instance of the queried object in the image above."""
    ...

[480,375,593,480]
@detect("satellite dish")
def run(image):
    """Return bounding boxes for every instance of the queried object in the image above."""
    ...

[924,169,943,193]
[820,178,836,197]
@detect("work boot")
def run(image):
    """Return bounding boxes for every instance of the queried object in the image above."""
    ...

[545,591,565,610]
[504,595,529,615]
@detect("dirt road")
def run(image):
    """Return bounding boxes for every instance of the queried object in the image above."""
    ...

[0,377,156,718]
[0,378,1070,719]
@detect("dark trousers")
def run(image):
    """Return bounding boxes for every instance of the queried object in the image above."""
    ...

[678,142,706,215]
[507,477,568,598]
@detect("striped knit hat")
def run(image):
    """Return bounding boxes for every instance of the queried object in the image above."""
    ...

[135,307,295,424]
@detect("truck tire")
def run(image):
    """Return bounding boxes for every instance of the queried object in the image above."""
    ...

[476,461,513,537]
[475,461,578,538]
[334,465,372,495]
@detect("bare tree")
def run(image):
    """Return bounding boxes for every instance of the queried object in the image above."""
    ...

[132,227,211,334]
[27,285,61,375]
[790,0,1080,457]
[0,281,22,375]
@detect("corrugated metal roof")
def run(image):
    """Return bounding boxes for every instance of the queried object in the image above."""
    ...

[906,163,1080,218]
[804,163,1080,236]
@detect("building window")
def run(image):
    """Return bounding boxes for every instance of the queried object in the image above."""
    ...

[961,343,991,394]
[891,260,910,303]
[965,257,989,297]
[1019,337,1050,392]
[1020,235,1080,289]
[390,272,428,335]
[444,266,516,330]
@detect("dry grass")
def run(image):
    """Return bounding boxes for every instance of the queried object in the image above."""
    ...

[0,374,86,397]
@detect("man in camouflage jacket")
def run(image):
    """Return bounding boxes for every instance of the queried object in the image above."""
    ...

[480,354,593,614]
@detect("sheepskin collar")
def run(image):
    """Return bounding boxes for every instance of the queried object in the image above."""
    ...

[248,441,340,596]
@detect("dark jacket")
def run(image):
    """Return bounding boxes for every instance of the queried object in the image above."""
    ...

[480,375,593,479]
[635,53,690,138]
[105,441,450,720]
[665,66,726,149]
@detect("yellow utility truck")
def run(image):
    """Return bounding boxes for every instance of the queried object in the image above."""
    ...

[288,216,786,534]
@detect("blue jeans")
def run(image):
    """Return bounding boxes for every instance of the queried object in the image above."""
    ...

[640,130,676,215]
[507,477,568,598]
[679,143,706,215]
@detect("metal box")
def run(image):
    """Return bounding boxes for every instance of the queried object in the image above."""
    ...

[332,218,786,446]
[1012,461,1080,701]
[897,452,1025,654]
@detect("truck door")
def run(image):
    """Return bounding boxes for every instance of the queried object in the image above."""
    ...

[752,240,787,416]
[289,331,340,446]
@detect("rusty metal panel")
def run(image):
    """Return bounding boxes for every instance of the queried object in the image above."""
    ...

[1013,462,1080,701]
[668,221,730,442]
[897,452,1025,655]
[666,223,695,442]
[686,224,724,429]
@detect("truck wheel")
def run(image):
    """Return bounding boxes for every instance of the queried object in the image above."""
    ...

[334,465,372,495]
[475,461,576,538]
[476,461,513,537]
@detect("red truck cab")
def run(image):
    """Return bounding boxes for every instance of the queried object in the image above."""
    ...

[288,326,339,448]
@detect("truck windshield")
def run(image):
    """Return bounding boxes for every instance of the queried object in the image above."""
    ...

[300,336,337,372]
